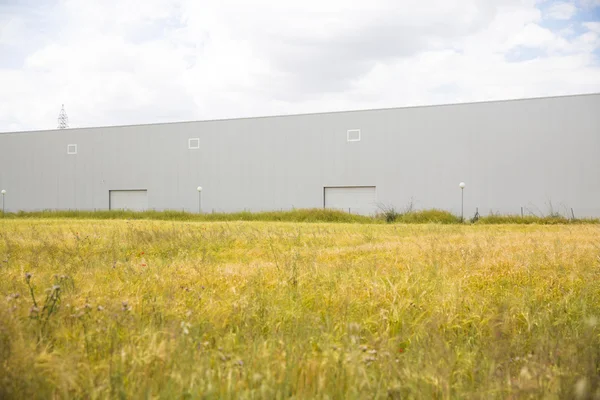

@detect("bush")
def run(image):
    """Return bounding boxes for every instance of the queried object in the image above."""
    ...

[377,204,401,223]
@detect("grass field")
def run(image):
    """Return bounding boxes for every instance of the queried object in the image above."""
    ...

[1,219,599,399]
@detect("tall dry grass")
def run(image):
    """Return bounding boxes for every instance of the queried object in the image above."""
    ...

[1,220,599,398]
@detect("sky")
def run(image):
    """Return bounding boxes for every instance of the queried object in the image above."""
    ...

[0,0,599,132]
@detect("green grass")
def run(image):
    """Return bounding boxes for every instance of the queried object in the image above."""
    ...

[395,208,461,224]
[2,208,598,224]
[474,214,599,224]
[1,219,600,398]
[1,208,374,223]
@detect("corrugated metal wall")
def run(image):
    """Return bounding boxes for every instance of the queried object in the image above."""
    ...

[0,93,599,217]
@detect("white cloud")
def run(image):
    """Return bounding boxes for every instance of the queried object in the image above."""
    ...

[579,0,600,7]
[508,23,557,48]
[544,1,578,20]
[0,0,599,132]
[584,22,600,33]
[0,17,25,46]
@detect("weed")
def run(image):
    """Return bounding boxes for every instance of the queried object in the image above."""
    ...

[25,272,62,340]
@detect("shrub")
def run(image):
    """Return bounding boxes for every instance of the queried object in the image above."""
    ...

[377,204,401,223]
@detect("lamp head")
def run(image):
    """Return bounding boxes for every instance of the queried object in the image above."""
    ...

[459,182,465,189]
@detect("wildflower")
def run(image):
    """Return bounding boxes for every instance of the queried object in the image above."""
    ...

[575,377,589,399]
[25,272,32,281]
[181,321,190,335]
[84,303,92,310]
[141,263,147,267]
[97,305,104,311]
[399,348,404,353]
[235,360,244,367]
[52,285,60,291]
[122,301,130,311]
[585,316,598,327]
[29,306,40,316]
[519,367,532,380]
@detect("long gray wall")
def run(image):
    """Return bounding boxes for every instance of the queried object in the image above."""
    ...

[1,93,599,217]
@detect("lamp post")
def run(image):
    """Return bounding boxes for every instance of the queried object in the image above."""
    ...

[1,189,5,216]
[459,182,465,222]
[196,186,202,214]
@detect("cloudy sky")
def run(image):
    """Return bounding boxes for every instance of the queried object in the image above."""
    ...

[0,0,599,132]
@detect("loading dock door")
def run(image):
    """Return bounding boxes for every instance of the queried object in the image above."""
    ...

[324,186,377,215]
[109,190,148,211]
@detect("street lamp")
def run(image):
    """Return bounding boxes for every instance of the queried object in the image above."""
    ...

[196,186,202,213]
[459,182,465,222]
[1,189,6,215]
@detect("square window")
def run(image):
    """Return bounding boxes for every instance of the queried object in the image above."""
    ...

[188,138,200,149]
[347,129,361,142]
[67,144,77,154]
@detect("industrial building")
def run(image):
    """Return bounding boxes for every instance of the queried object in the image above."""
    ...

[0,93,599,217]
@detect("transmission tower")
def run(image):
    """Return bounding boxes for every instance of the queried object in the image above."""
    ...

[57,104,69,129]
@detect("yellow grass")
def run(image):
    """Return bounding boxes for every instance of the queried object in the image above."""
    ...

[1,219,599,399]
